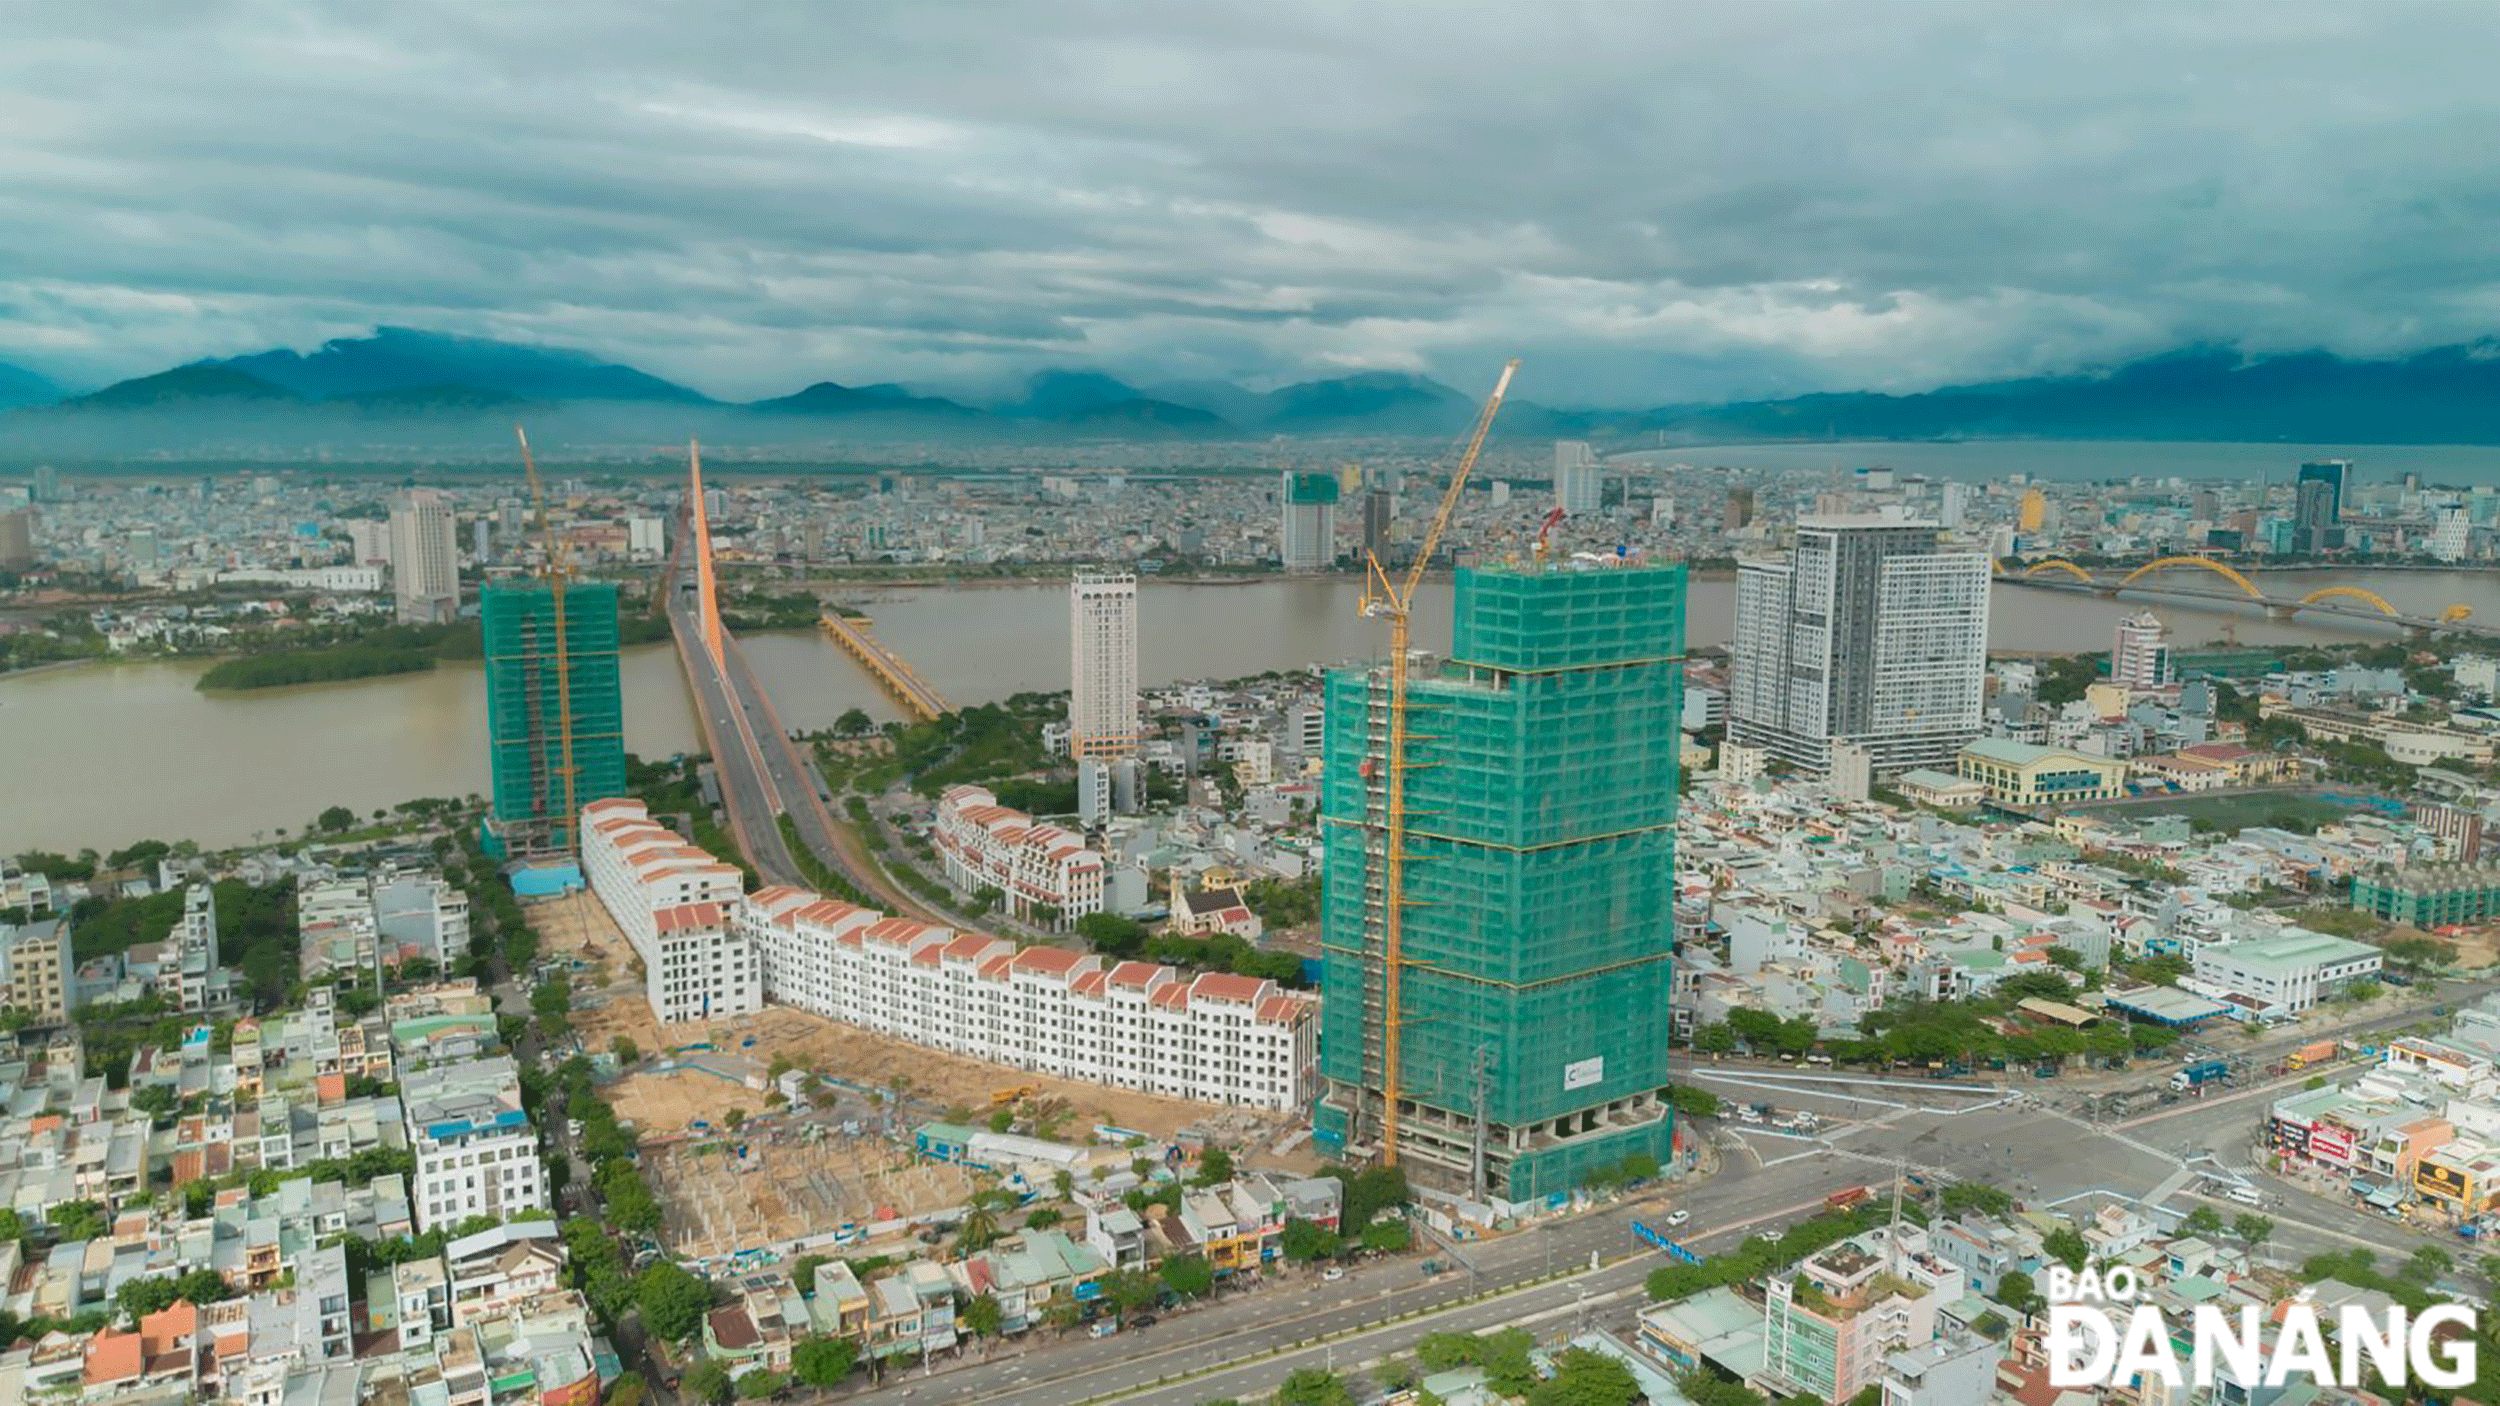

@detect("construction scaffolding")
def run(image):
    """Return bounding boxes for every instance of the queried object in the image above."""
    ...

[1316,563,1686,1201]
[482,578,627,853]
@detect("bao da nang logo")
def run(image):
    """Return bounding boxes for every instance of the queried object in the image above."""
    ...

[2043,1266,2477,1391]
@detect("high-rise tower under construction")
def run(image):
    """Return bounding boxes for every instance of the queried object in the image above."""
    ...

[482,577,628,854]
[1314,562,1683,1201]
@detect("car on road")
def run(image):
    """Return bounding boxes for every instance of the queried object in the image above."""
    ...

[1322,1267,1345,1281]
[1130,1314,1156,1329]
[1666,1209,1691,1227]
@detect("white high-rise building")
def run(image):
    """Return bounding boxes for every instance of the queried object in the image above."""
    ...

[1939,480,1970,530]
[2431,504,2471,563]
[389,489,460,624]
[1068,571,1139,759]
[346,518,392,566]
[1731,514,1990,777]
[1553,440,1602,515]
[1278,472,1339,573]
[2110,610,2173,690]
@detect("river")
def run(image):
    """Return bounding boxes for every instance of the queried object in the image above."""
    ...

[1615,440,2500,484]
[8,568,2499,854]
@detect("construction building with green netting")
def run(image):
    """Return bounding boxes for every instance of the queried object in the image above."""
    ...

[481,577,628,856]
[1314,562,1683,1202]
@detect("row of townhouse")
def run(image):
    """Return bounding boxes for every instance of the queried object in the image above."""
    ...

[580,798,759,1024]
[930,784,1107,926]
[734,886,1315,1110]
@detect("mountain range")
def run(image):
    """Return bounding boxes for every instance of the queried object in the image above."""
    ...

[15,330,2500,451]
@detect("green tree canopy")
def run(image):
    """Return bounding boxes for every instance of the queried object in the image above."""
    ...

[635,1261,712,1342]
[790,1335,858,1387]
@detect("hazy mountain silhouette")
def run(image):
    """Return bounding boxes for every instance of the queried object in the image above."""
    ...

[31,332,2500,453]
[746,380,982,418]
[219,327,709,403]
[60,364,298,409]
[1641,343,2500,444]
[0,362,57,410]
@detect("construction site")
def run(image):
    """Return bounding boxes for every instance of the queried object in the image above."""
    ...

[525,894,1304,1263]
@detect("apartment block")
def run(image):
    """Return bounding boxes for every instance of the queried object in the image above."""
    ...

[1732,514,1989,777]
[0,917,72,1023]
[932,784,1107,927]
[1760,1228,1966,1405]
[401,1055,547,1233]
[582,797,760,1023]
[734,887,1314,1110]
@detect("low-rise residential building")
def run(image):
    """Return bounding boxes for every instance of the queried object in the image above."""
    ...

[932,784,1107,926]
[401,1056,546,1233]
[733,887,1315,1110]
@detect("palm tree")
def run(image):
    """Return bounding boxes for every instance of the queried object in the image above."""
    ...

[954,1204,999,1255]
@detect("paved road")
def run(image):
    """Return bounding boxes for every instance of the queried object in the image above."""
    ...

[865,1151,1875,1406]
[668,590,804,886]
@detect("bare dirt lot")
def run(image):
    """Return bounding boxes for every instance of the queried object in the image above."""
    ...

[641,1128,977,1262]
[596,1004,1229,1143]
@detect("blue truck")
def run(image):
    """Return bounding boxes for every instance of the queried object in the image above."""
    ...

[2169,1060,2228,1090]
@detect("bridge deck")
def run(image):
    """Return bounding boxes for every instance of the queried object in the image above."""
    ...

[1996,572,2490,636]
[818,613,953,719]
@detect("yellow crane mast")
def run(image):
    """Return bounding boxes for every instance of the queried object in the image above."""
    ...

[515,426,580,850]
[1359,358,1519,1168]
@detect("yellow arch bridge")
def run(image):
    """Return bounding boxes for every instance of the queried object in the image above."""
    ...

[2000,557,2473,629]
[819,612,954,720]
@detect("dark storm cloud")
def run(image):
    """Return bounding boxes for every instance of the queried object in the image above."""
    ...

[6,0,2500,403]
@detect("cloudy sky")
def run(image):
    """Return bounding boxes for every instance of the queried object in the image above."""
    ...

[7,1,2500,404]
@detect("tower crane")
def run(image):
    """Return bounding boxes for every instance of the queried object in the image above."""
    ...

[1359,358,1519,1168]
[515,425,580,851]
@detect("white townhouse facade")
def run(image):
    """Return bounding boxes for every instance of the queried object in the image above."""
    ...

[732,886,1316,1111]
[581,798,761,1024]
[931,785,1106,925]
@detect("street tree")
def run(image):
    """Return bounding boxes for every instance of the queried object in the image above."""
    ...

[1271,1368,1355,1406]
[635,1262,713,1341]
[791,1336,857,1387]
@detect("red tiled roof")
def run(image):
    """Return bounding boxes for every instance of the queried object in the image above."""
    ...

[1188,972,1266,1004]
[707,1304,760,1350]
[1071,970,1108,997]
[1151,985,1189,1009]
[1108,961,1163,989]
[942,933,999,961]
[1011,947,1085,977]
[584,797,644,816]
[1256,995,1304,1024]
[978,953,1014,979]
[862,916,927,945]
[85,1330,142,1386]
[654,902,727,934]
